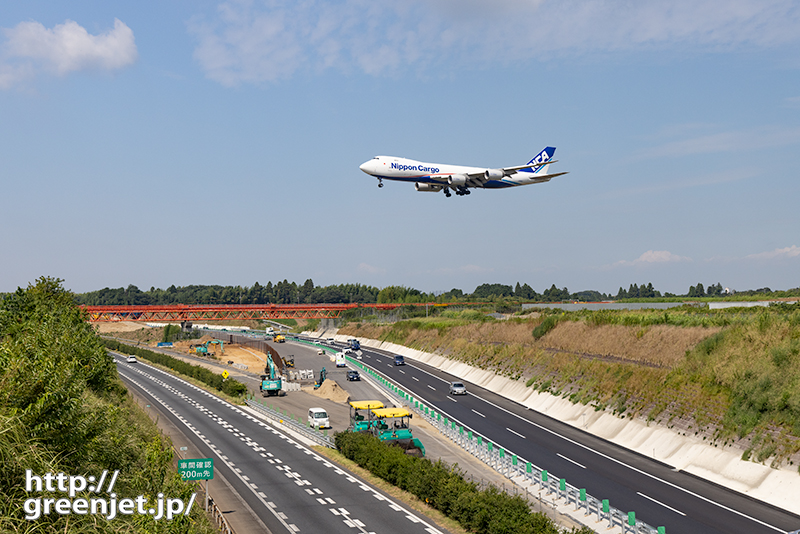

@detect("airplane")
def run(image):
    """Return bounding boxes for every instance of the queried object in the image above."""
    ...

[358,147,567,197]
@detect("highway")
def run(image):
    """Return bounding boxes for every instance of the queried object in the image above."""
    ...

[113,352,448,534]
[329,340,800,534]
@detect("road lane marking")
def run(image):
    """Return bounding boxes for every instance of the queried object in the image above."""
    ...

[412,377,419,381]
[427,385,436,391]
[398,370,405,374]
[637,492,686,516]
[447,396,457,402]
[506,427,526,439]
[471,409,485,418]
[557,453,586,469]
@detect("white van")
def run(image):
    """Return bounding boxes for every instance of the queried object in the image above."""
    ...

[308,408,330,429]
[336,351,347,367]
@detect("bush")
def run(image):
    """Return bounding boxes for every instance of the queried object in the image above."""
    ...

[334,432,591,534]
[101,339,248,397]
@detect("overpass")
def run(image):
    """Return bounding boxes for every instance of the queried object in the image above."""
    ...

[81,302,459,322]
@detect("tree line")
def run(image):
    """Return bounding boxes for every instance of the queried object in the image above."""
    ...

[70,280,799,306]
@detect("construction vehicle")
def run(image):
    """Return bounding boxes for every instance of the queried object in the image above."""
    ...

[259,353,283,396]
[348,400,384,432]
[273,334,285,343]
[190,339,224,355]
[285,355,295,368]
[369,407,425,457]
[313,367,327,389]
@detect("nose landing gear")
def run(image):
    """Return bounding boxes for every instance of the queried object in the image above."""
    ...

[377,179,384,188]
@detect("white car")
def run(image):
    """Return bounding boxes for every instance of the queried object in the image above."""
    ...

[449,381,467,395]
[126,355,137,363]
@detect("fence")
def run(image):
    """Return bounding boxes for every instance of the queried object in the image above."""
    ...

[345,354,666,534]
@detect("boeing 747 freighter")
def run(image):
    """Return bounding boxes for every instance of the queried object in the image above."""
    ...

[358,147,566,197]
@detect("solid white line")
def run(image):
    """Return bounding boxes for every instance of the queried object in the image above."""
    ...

[637,492,686,516]
[467,392,786,532]
[557,453,586,469]
[506,427,526,439]
[471,409,485,418]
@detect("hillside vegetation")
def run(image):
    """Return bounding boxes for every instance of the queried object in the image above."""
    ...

[340,305,800,468]
[0,278,213,533]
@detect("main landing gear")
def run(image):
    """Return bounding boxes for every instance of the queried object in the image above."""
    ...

[443,187,451,198]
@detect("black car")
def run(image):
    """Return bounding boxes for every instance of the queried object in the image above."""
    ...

[346,370,360,381]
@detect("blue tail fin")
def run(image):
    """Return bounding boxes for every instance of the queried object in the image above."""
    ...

[519,147,556,173]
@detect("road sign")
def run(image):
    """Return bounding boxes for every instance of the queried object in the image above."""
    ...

[178,458,214,480]
[222,370,230,379]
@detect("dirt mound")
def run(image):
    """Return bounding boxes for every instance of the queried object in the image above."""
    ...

[304,380,350,403]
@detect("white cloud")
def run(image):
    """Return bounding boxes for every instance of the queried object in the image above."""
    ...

[614,250,692,267]
[1,19,137,88]
[188,0,800,86]
[745,245,800,260]
[357,262,385,274]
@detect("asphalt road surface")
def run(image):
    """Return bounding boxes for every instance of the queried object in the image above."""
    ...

[114,352,449,534]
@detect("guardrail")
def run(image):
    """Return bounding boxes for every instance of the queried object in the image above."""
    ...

[244,398,335,449]
[345,354,666,534]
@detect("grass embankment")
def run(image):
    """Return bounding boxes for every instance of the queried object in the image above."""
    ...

[0,278,215,533]
[341,305,800,467]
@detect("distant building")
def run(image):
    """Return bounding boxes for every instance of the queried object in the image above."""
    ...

[723,287,735,295]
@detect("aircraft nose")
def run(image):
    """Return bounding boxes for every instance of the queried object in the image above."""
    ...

[359,161,370,174]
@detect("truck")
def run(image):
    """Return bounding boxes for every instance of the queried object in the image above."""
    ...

[347,338,360,351]
[336,350,350,368]
[273,334,285,343]
[259,353,283,396]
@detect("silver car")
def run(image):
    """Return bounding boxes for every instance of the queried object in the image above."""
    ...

[449,381,467,395]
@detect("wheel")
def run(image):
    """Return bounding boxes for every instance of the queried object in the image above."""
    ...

[377,181,384,188]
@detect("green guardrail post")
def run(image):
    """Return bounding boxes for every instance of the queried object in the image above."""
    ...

[488,442,493,452]
[499,449,505,459]
[657,527,665,534]
[559,478,566,491]
[512,454,517,466]
[459,426,463,435]
[541,470,548,482]
[477,436,483,446]
[526,462,532,474]
[579,488,586,501]
[468,430,473,440]
[627,512,635,526]
[602,499,609,513]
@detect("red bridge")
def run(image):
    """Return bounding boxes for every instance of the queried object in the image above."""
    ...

[82,303,443,322]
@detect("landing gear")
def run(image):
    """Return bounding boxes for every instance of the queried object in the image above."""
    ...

[454,188,470,196]
[377,179,384,188]
[443,187,451,198]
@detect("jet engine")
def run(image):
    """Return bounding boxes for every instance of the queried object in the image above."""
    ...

[484,169,504,179]
[415,183,443,192]
[448,174,467,187]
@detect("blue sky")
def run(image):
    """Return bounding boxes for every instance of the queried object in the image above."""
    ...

[2,1,799,296]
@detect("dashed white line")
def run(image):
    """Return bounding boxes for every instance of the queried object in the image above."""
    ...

[471,409,485,418]
[637,492,686,516]
[506,427,526,439]
[427,384,436,391]
[557,453,586,469]
[447,396,458,402]
[412,377,419,382]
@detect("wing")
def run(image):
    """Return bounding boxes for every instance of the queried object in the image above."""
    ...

[461,160,563,188]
